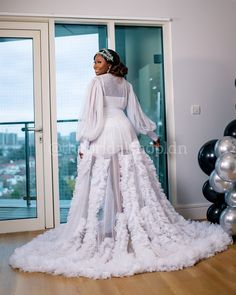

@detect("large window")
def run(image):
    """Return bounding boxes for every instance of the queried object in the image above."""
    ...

[115,25,168,194]
[0,22,50,234]
[55,24,107,222]
[0,19,171,233]
[55,23,168,223]
[0,37,36,221]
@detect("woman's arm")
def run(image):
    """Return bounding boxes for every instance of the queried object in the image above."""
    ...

[126,82,160,146]
[76,77,104,158]
[78,138,89,159]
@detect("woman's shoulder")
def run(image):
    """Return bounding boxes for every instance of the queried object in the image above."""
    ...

[124,79,132,91]
[90,74,108,85]
[91,74,130,89]
[99,73,127,80]
[87,75,103,87]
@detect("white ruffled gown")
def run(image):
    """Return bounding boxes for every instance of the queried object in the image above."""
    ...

[9,73,232,279]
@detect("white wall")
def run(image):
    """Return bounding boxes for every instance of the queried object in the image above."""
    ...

[1,0,236,218]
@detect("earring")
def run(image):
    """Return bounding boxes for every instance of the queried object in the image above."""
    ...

[107,65,112,73]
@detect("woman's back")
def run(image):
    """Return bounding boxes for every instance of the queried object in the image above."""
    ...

[99,73,128,99]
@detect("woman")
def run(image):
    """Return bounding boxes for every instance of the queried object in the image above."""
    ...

[10,49,232,279]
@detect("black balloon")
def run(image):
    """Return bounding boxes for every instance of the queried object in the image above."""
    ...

[198,139,218,175]
[224,119,236,138]
[202,180,225,203]
[206,203,227,224]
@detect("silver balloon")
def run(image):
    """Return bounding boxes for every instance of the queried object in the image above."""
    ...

[220,207,236,235]
[215,152,236,181]
[209,170,234,193]
[225,187,236,207]
[214,136,236,158]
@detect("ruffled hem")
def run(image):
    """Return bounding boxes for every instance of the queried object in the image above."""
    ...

[9,141,233,279]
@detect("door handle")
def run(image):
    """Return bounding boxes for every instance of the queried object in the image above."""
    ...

[21,126,43,132]
[27,126,43,132]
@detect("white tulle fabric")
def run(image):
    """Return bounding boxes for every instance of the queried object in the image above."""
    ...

[77,74,158,152]
[9,74,232,279]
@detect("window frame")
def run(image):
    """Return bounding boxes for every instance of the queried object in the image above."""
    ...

[49,18,176,226]
[0,16,176,229]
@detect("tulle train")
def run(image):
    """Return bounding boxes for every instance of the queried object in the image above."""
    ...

[9,141,232,279]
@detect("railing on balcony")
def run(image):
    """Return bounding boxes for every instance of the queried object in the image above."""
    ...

[0,119,78,222]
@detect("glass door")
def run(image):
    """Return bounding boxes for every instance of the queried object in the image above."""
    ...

[54,24,107,223]
[115,25,168,195]
[0,26,47,233]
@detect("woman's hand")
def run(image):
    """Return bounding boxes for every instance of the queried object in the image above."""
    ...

[79,151,84,159]
[152,138,161,148]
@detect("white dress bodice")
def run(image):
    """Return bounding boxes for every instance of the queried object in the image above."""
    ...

[76,73,158,154]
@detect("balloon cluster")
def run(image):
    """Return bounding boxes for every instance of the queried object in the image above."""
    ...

[198,119,236,236]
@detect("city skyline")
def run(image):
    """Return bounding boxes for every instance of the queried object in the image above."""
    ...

[0,130,77,145]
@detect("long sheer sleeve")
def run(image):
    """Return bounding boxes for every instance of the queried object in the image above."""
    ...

[76,77,104,150]
[126,82,158,142]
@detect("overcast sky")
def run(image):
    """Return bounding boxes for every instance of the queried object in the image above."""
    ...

[0,34,98,136]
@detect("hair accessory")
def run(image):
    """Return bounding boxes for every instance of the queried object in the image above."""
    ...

[97,49,114,63]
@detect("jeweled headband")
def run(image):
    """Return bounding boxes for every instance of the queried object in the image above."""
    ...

[96,49,114,63]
